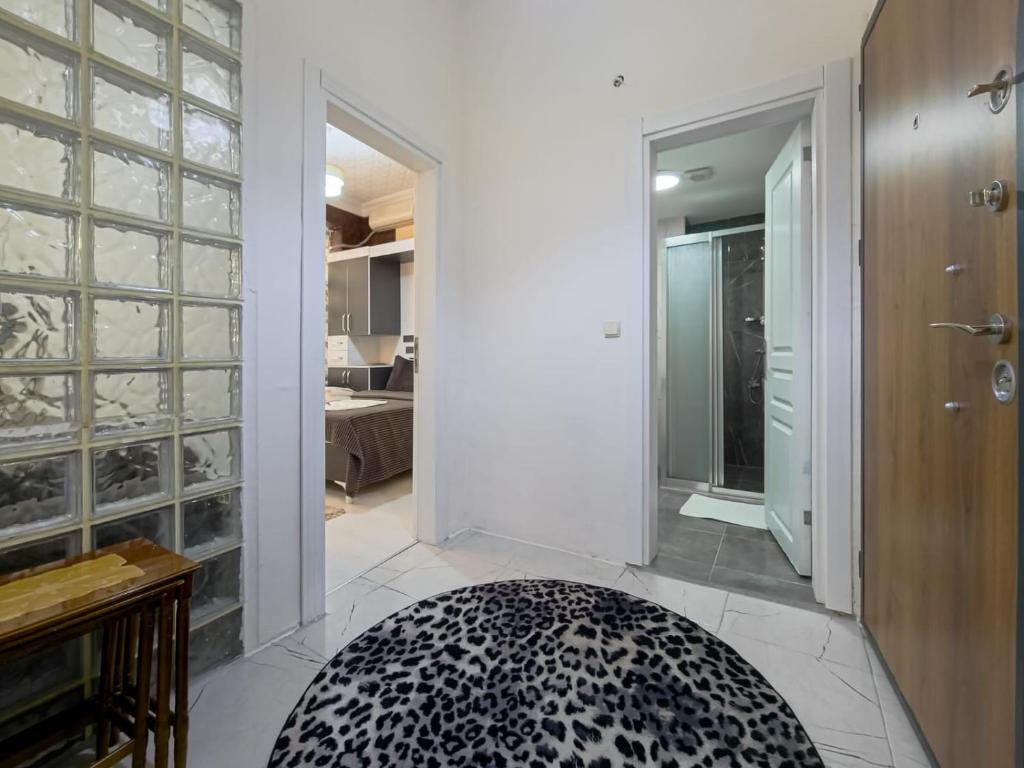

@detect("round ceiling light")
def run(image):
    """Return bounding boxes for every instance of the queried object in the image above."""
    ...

[325,165,345,198]
[655,172,681,192]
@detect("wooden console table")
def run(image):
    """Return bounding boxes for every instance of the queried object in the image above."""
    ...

[0,539,199,768]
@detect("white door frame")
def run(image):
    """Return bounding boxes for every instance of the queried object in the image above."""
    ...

[298,60,447,625]
[640,61,856,614]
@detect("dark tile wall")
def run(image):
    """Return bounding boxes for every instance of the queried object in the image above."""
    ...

[720,229,765,491]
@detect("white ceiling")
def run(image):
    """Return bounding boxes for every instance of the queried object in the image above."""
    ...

[654,121,798,226]
[325,123,416,213]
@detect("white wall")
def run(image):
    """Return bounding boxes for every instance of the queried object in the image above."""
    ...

[242,0,464,646]
[453,0,875,562]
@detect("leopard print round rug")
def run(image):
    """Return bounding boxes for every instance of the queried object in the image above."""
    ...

[269,580,823,767]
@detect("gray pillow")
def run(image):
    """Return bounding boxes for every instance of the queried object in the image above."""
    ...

[385,356,414,392]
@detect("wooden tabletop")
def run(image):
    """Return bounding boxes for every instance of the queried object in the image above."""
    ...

[0,539,199,648]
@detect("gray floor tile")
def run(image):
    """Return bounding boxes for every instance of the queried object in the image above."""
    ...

[709,567,821,612]
[642,553,713,583]
[658,528,723,564]
[714,534,803,582]
[660,511,728,536]
[724,523,772,542]
[657,488,691,513]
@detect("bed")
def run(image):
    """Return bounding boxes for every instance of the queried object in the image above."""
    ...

[325,390,414,496]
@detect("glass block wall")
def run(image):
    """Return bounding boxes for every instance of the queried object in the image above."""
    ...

[0,0,243,733]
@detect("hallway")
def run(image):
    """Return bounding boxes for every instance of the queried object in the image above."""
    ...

[187,530,928,768]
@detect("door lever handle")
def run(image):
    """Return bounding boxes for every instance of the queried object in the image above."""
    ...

[967,68,1013,113]
[929,313,1012,344]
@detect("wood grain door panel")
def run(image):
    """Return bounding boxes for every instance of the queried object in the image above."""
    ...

[863,1,1019,766]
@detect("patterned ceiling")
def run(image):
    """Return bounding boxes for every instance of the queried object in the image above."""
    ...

[325,124,416,208]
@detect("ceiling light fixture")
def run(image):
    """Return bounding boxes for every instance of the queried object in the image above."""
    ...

[655,172,681,192]
[325,165,345,198]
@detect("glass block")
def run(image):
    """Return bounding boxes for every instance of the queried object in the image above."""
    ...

[0,288,77,362]
[183,0,240,51]
[92,369,172,435]
[181,367,238,423]
[189,605,241,675]
[0,452,79,537]
[181,303,238,360]
[92,296,169,361]
[0,373,78,450]
[181,237,240,298]
[0,116,77,200]
[92,65,171,152]
[92,145,170,221]
[0,27,77,119]
[0,0,75,40]
[92,0,169,80]
[92,220,169,290]
[0,530,79,577]
[182,172,239,235]
[93,438,171,515]
[0,202,77,280]
[182,428,239,490]
[182,102,240,174]
[183,488,240,558]
[92,504,172,549]
[192,546,241,622]
[182,37,239,112]
[0,640,82,714]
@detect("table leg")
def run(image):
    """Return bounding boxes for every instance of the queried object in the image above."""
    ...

[132,605,156,768]
[174,580,193,768]
[96,620,117,758]
[154,594,174,768]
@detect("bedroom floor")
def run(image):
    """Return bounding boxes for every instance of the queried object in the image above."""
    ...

[325,472,416,593]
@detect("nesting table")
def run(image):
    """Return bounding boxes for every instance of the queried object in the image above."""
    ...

[0,539,199,767]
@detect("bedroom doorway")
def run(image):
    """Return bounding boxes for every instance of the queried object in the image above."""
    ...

[322,123,418,593]
[298,65,445,624]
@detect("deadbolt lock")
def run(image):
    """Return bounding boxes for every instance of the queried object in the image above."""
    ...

[992,360,1017,405]
[968,180,1008,212]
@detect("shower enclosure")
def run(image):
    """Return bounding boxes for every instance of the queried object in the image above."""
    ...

[660,225,766,497]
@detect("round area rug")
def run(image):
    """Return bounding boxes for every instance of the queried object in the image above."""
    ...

[268,580,823,768]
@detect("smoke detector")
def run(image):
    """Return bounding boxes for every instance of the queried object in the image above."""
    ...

[684,166,714,182]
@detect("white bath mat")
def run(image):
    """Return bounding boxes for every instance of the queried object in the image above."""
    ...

[680,494,767,530]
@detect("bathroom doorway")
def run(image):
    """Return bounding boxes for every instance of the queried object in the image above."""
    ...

[651,115,817,608]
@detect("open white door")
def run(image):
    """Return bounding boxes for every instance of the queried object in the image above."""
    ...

[763,122,812,576]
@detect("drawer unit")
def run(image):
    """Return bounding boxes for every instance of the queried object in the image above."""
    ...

[327,366,392,391]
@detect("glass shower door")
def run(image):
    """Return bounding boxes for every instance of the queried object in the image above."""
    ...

[664,236,711,488]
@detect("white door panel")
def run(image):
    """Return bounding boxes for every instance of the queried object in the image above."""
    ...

[764,122,812,575]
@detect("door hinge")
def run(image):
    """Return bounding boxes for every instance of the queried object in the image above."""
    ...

[858,549,864,578]
[858,238,864,267]
[413,337,419,373]
[858,82,863,112]
[803,509,812,526]
[802,145,812,163]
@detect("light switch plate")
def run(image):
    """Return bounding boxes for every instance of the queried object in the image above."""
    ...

[603,321,621,338]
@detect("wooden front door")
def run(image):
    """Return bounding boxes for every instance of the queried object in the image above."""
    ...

[863,1,1020,766]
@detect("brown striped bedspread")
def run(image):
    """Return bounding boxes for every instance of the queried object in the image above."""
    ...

[325,391,413,496]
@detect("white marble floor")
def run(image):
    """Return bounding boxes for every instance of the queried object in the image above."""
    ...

[324,472,416,593]
[188,529,932,768]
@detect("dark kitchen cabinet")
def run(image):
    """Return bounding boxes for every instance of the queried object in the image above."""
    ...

[327,255,400,336]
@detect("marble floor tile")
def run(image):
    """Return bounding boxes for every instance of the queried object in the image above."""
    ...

[867,644,934,768]
[613,567,727,633]
[721,631,892,768]
[178,530,936,768]
[324,473,416,593]
[720,592,869,670]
